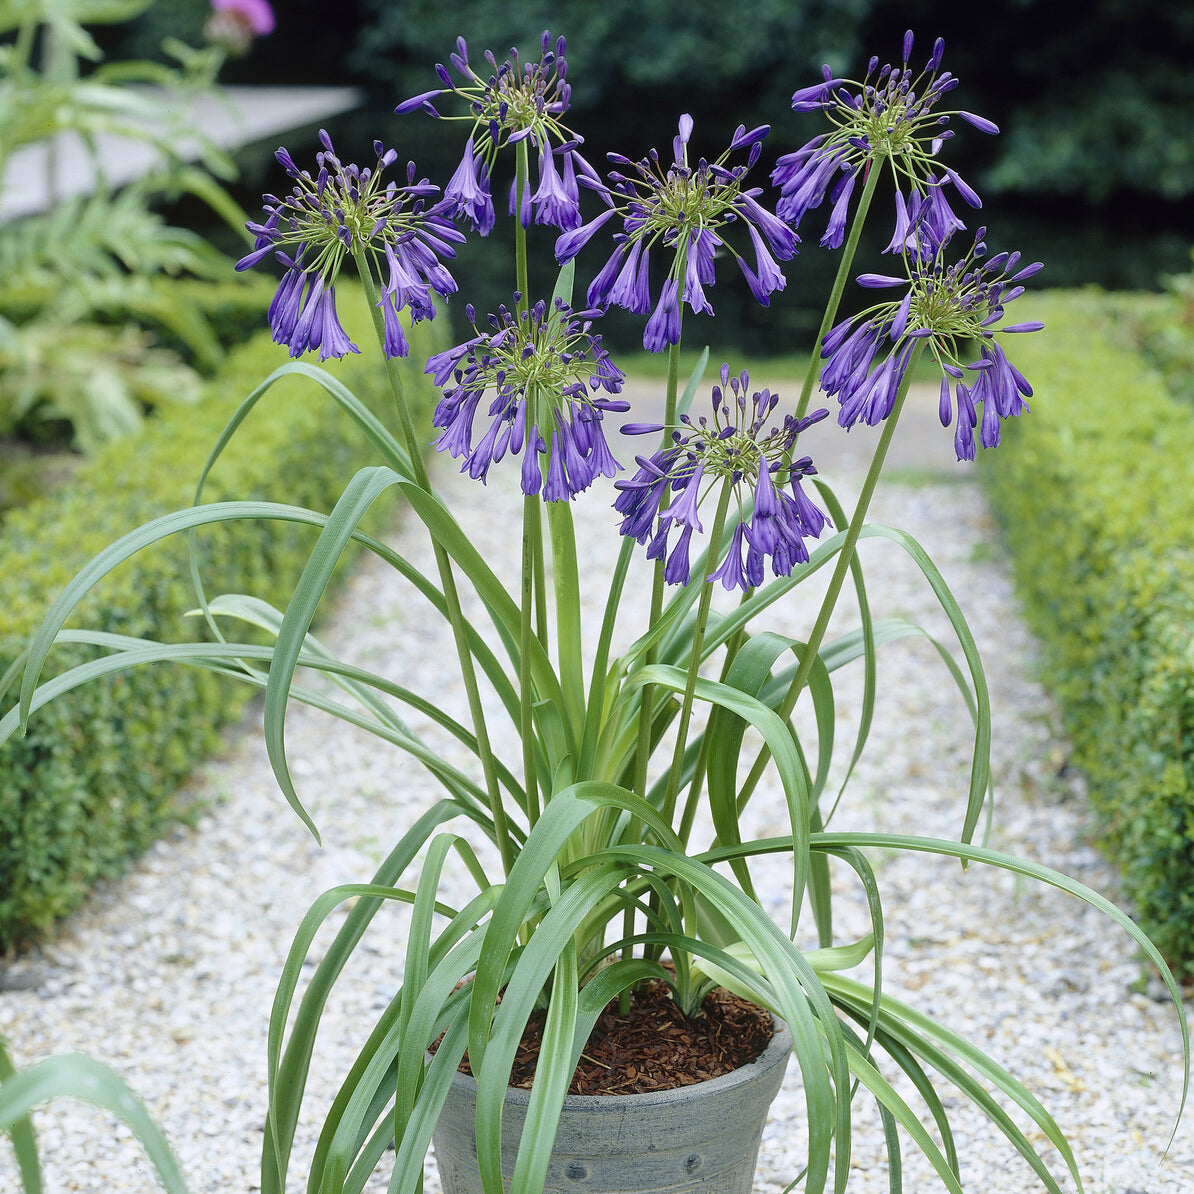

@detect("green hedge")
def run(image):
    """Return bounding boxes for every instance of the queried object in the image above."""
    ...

[0,286,444,950]
[981,288,1194,980]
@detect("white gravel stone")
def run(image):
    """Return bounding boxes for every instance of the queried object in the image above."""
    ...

[1,385,1190,1193]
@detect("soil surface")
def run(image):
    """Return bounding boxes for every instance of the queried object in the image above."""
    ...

[458,979,774,1097]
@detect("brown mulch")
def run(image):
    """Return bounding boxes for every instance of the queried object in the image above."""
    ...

[455,978,774,1097]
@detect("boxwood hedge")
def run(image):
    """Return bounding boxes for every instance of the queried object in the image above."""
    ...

[981,288,1194,980]
[0,286,445,950]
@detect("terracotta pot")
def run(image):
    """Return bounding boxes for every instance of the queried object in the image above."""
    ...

[432,1016,792,1193]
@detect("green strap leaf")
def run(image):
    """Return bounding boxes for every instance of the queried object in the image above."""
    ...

[262,802,462,1194]
[264,466,405,840]
[17,499,334,729]
[630,663,811,916]
[855,524,992,844]
[468,783,683,1078]
[0,1054,188,1194]
[186,359,411,643]
[0,1037,41,1194]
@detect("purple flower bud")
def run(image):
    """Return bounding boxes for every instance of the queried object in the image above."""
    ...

[708,522,750,591]
[664,525,695,586]
[543,434,573,502]
[643,277,682,352]
[661,462,705,532]
[730,124,770,151]
[944,167,982,208]
[521,430,544,495]
[1010,261,1044,282]
[958,110,1000,135]
[608,241,652,316]
[890,291,913,340]
[790,79,844,111]
[820,172,856,249]
[555,207,618,262]
[395,89,444,115]
[235,243,276,271]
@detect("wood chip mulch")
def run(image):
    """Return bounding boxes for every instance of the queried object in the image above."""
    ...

[455,978,774,1097]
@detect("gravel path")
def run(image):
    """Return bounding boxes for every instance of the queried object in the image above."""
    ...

[1,379,1190,1193]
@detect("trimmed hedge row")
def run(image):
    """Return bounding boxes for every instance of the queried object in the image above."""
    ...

[981,288,1194,980]
[0,286,444,950]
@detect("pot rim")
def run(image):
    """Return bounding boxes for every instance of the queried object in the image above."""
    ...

[442,1014,792,1110]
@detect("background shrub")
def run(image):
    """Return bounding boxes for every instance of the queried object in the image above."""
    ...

[981,288,1194,980]
[0,286,444,951]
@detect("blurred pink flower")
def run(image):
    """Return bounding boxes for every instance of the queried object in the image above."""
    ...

[206,0,275,54]
[212,0,276,37]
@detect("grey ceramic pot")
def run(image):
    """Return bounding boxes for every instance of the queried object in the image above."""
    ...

[432,1017,792,1193]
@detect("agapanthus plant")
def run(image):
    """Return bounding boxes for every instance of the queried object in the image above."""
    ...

[396,31,597,235]
[556,115,797,350]
[236,131,463,359]
[820,224,1043,458]
[773,30,994,251]
[429,295,626,498]
[615,367,828,587]
[2,26,1187,1194]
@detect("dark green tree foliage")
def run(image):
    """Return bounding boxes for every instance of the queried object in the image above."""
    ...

[356,0,871,174]
[101,1,1194,333]
[354,0,1194,305]
[352,1,877,352]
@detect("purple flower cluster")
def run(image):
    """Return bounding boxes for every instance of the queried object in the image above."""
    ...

[396,31,600,235]
[556,116,797,352]
[773,31,996,251]
[819,229,1043,459]
[428,298,627,500]
[237,132,464,360]
[615,367,829,589]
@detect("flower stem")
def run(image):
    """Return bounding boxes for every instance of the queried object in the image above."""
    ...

[622,332,683,1009]
[677,586,751,845]
[521,493,541,826]
[630,333,684,802]
[794,163,882,422]
[352,246,516,876]
[662,482,733,825]
[510,140,551,828]
[740,338,927,808]
[515,140,531,317]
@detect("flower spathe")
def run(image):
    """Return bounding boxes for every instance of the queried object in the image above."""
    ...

[429,298,626,500]
[615,367,830,589]
[236,132,464,360]
[819,227,1043,459]
[557,116,797,352]
[396,31,597,234]
[774,31,997,251]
